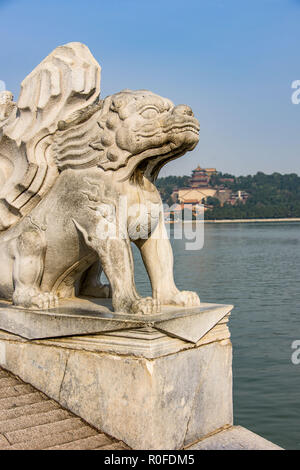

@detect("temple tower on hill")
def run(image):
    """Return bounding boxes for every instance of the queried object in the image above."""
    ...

[190,165,217,188]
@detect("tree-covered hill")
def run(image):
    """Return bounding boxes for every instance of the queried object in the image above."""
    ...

[156,172,300,219]
[155,175,190,206]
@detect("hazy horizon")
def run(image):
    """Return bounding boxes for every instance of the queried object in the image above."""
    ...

[1,0,300,177]
[157,168,300,179]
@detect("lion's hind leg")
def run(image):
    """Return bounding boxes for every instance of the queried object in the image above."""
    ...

[12,227,58,309]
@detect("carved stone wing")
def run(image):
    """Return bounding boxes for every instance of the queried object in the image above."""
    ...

[0,42,101,231]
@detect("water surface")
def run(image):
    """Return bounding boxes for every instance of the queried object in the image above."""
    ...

[132,221,300,450]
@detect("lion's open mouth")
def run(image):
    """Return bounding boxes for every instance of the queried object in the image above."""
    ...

[163,123,199,136]
[131,123,199,182]
[138,123,199,139]
[130,142,195,184]
[117,120,199,184]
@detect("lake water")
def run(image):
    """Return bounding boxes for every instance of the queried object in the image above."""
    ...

[132,221,300,450]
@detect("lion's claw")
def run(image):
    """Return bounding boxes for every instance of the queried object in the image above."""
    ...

[169,290,200,307]
[13,288,59,310]
[131,297,161,315]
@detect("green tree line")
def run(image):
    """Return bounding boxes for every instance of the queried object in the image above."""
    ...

[156,172,300,219]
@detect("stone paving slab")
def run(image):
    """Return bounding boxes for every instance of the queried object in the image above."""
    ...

[46,434,112,450]
[0,367,128,450]
[0,400,60,421]
[0,409,71,434]
[0,377,20,389]
[94,441,131,450]
[0,384,36,399]
[8,427,98,450]
[0,392,47,411]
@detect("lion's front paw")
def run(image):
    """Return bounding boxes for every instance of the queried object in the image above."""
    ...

[170,290,200,307]
[131,297,161,315]
[13,288,59,310]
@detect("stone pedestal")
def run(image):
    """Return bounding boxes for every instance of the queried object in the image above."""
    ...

[0,301,233,449]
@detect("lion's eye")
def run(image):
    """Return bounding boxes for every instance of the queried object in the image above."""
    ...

[140,107,159,119]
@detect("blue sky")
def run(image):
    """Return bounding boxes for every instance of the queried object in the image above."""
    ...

[0,0,300,177]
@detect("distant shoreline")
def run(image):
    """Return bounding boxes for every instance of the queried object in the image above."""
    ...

[204,218,300,223]
[166,218,300,224]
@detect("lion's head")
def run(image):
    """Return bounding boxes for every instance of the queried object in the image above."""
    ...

[54,90,199,182]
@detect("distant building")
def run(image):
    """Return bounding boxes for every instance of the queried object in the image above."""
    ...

[219,177,235,184]
[189,165,217,188]
[228,190,249,205]
[176,188,217,205]
[173,165,219,207]
[215,188,232,206]
[170,165,247,211]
